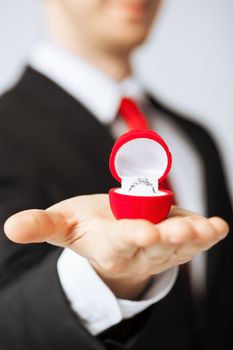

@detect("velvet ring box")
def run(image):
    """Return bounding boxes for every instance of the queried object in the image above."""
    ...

[109,129,173,224]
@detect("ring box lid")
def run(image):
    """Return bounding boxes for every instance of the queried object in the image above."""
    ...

[109,130,172,184]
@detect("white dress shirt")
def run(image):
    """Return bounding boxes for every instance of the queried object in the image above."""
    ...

[29,41,206,335]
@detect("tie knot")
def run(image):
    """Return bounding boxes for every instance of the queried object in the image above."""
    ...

[118,97,149,130]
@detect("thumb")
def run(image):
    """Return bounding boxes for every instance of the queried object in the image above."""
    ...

[4,209,75,245]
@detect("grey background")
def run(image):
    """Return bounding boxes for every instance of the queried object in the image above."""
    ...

[0,0,232,198]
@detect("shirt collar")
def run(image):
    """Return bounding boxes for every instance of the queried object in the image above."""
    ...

[29,41,146,124]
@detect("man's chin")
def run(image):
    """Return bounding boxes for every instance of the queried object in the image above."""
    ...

[114,31,149,50]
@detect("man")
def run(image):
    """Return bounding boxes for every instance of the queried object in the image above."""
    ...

[0,0,232,349]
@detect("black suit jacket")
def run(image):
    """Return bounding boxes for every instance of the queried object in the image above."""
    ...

[0,67,232,350]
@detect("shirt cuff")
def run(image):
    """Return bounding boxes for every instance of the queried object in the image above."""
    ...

[57,248,178,336]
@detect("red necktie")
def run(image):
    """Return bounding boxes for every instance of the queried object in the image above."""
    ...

[118,97,149,130]
[118,97,175,200]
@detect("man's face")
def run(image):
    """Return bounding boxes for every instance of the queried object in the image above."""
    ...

[58,0,162,53]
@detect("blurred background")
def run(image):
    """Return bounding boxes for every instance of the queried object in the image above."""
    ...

[0,0,232,198]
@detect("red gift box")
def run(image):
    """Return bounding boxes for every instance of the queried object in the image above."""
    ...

[109,129,173,224]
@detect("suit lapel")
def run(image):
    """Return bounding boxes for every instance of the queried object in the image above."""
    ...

[19,67,118,194]
[61,94,118,193]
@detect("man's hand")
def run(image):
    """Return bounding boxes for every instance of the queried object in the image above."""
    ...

[4,194,229,299]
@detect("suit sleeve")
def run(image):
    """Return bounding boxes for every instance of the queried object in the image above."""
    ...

[0,175,105,350]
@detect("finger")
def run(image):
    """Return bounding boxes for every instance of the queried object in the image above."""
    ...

[183,216,228,249]
[157,217,194,245]
[165,216,229,261]
[208,216,229,238]
[4,209,75,245]
[3,194,110,246]
[168,206,198,218]
[174,241,200,261]
[139,218,194,262]
[110,219,160,250]
[131,218,195,264]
